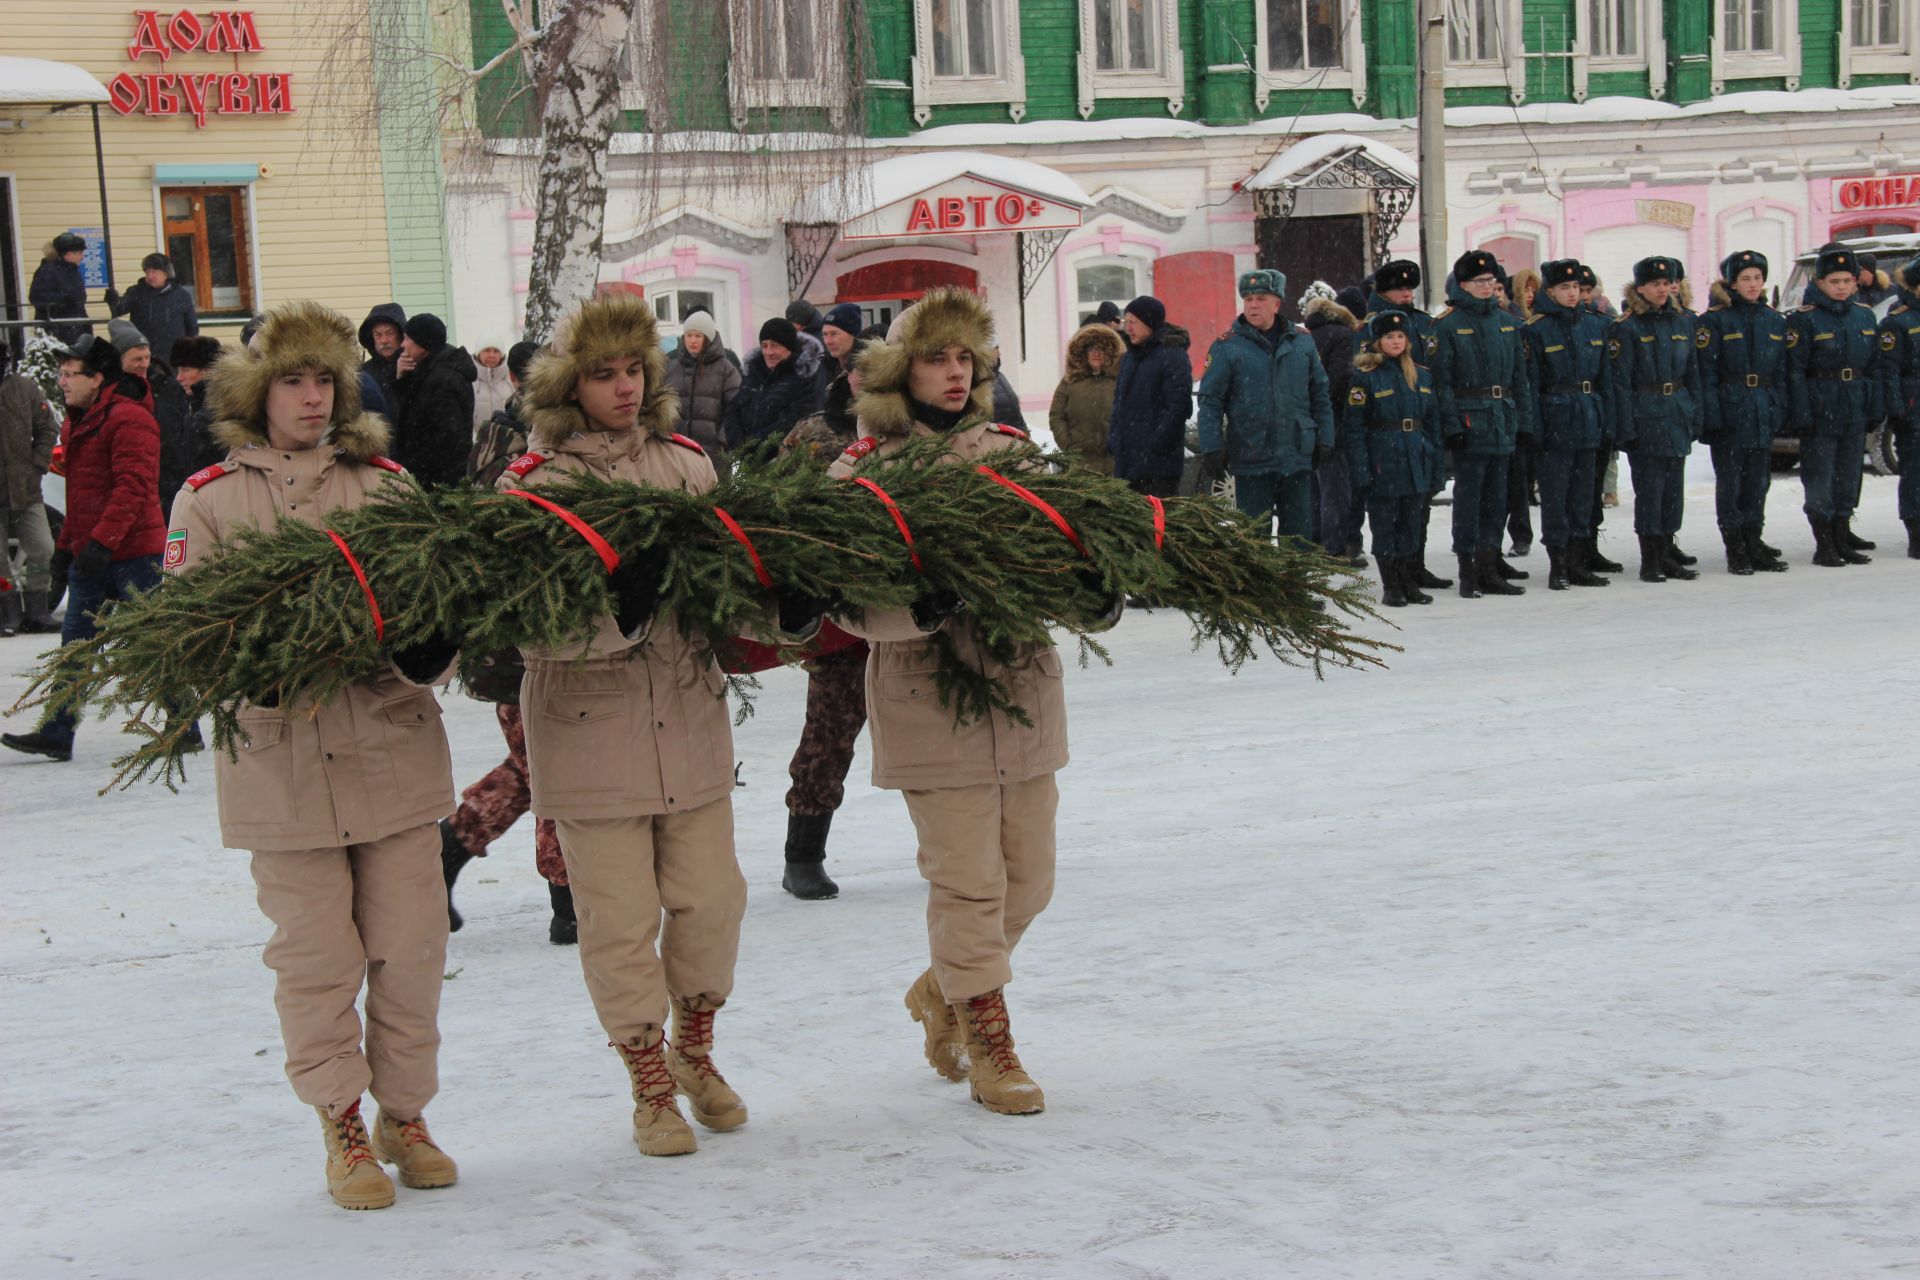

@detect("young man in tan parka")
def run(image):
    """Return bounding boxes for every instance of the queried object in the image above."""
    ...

[832,286,1108,1116]
[165,300,461,1210]
[502,292,751,1158]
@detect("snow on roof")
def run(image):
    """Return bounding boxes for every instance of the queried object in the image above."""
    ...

[0,57,110,107]
[787,151,1093,223]
[1244,133,1418,190]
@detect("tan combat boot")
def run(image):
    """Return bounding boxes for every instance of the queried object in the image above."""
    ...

[370,1109,459,1189]
[316,1100,397,1209]
[668,996,748,1132]
[954,989,1044,1115]
[903,967,969,1083]
[612,1032,698,1156]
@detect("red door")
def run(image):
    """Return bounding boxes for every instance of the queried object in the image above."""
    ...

[1154,251,1237,380]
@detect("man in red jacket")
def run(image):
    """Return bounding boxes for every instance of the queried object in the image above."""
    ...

[3,336,192,762]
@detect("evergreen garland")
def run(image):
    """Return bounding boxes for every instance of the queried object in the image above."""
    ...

[14,441,1393,790]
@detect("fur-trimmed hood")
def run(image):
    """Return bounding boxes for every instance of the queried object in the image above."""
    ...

[852,287,998,437]
[521,293,678,448]
[1064,322,1124,382]
[1302,297,1360,330]
[203,300,387,460]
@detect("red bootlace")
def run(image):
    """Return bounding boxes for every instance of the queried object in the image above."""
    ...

[334,1102,376,1169]
[612,1039,679,1105]
[964,992,1022,1073]
[394,1117,432,1149]
[675,1008,724,1081]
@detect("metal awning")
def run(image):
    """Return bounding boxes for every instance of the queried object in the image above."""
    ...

[1242,134,1419,269]
[0,57,112,108]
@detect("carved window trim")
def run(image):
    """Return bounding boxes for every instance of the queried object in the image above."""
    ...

[1076,0,1186,118]
[909,0,1027,125]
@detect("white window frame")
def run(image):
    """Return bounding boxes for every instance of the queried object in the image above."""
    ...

[729,0,839,125]
[645,281,728,352]
[616,4,648,111]
[1076,0,1186,118]
[1712,0,1801,92]
[1072,253,1151,326]
[1252,0,1369,110]
[910,0,1027,124]
[1837,0,1919,86]
[1443,0,1526,102]
[1573,0,1665,100]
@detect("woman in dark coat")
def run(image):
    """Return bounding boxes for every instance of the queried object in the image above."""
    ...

[1303,288,1362,563]
[662,311,741,470]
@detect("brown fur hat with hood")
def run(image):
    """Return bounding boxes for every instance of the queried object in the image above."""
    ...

[853,286,998,436]
[521,292,678,447]
[206,299,387,462]
[1301,296,1360,329]
[1063,321,1125,382]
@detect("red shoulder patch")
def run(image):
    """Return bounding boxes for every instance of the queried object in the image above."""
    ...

[988,423,1029,439]
[668,433,706,454]
[842,436,881,461]
[367,455,407,474]
[184,462,234,491]
[504,452,548,478]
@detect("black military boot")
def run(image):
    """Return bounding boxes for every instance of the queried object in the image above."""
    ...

[1587,536,1625,574]
[1477,548,1525,595]
[439,819,476,932]
[0,589,19,637]
[548,882,578,945]
[782,812,839,900]
[1399,558,1433,605]
[20,589,60,633]
[1414,554,1452,590]
[1838,519,1876,552]
[1906,518,1920,560]
[1379,559,1408,608]
[1836,518,1873,561]
[1456,552,1481,599]
[1638,534,1669,583]
[1809,516,1845,567]
[1721,529,1754,576]
[1745,528,1788,572]
[1567,539,1609,587]
[1490,552,1529,581]
[1545,545,1569,591]
[1,727,73,761]
[1662,537,1699,580]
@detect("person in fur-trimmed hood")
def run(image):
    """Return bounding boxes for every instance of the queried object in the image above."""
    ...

[1047,321,1123,474]
[502,291,757,1161]
[160,300,461,1211]
[1608,255,1705,582]
[1301,288,1366,564]
[829,285,1115,1119]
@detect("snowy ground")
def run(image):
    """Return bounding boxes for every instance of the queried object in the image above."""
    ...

[2,474,1916,1279]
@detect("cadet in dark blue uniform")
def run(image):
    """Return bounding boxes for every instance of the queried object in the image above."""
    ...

[1344,311,1441,607]
[1429,249,1526,598]
[1577,265,1628,574]
[1608,256,1702,583]
[1880,255,1920,559]
[1359,259,1450,589]
[1518,258,1611,590]
[1786,245,1883,567]
[1696,250,1790,575]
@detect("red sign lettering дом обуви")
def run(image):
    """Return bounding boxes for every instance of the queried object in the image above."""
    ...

[108,10,292,127]
[904,193,1054,234]
[1834,176,1919,212]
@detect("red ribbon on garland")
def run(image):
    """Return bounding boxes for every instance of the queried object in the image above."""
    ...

[975,466,1088,559]
[712,506,774,588]
[851,476,924,573]
[324,528,384,643]
[1145,494,1166,551]
[502,488,621,574]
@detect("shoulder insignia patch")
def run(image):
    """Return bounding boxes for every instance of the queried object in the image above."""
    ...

[163,527,188,569]
[1884,331,1898,351]
[988,423,1029,439]
[504,452,549,478]
[1695,327,1711,349]
[842,436,881,462]
[183,462,234,490]
[1348,386,1368,406]
[668,432,706,454]
[1796,304,1815,312]
[367,455,407,474]
[1786,329,1799,348]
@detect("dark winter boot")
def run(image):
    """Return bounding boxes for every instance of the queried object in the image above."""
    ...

[1414,554,1452,590]
[1490,552,1529,581]
[782,812,839,900]
[1587,536,1625,574]
[1477,548,1525,595]
[1838,520,1876,552]
[1380,559,1408,608]
[1835,519,1873,562]
[1721,528,1754,576]
[1567,539,1609,587]
[1456,552,1482,599]
[1745,528,1788,572]
[0,727,73,761]
[1906,518,1920,560]
[548,882,578,945]
[1638,534,1669,583]
[0,588,19,637]
[1662,537,1699,580]
[1810,515,1845,567]
[1398,558,1433,605]
[1545,545,1569,591]
[20,589,60,633]
[439,819,475,932]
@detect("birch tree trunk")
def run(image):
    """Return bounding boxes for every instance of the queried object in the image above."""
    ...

[520,0,634,341]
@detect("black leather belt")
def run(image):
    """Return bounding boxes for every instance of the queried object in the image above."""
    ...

[1543,381,1595,395]
[1635,381,1679,396]
[1368,419,1421,432]
[1808,368,1861,382]
[1459,385,1507,399]
[1721,373,1775,388]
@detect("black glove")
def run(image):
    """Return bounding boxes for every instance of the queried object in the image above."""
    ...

[392,631,461,684]
[103,286,122,311]
[1312,443,1335,468]
[910,588,965,632]
[1444,432,1468,451]
[1194,449,1227,491]
[1073,566,1125,634]
[609,553,666,638]
[776,589,830,641]
[459,647,526,704]
[49,549,73,584]
[73,540,113,580]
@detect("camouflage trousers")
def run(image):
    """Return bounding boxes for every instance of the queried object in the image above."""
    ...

[785,643,869,817]
[448,703,567,886]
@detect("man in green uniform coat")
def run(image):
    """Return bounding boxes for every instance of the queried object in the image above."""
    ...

[1879,255,1920,559]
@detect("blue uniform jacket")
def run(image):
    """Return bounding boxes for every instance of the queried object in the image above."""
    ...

[1879,288,1920,428]
[1786,292,1883,435]
[1519,290,1610,453]
[1342,354,1440,498]
[1607,296,1700,457]
[1695,288,1788,451]
[1427,284,1524,457]
[1107,322,1192,482]
[1195,316,1333,477]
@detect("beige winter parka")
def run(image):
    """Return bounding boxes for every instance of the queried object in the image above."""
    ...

[164,303,455,852]
[1047,323,1123,475]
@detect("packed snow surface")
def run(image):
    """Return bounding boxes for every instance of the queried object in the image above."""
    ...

[2,476,1916,1278]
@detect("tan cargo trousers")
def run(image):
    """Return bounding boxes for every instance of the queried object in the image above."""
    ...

[903,774,1058,1003]
[556,798,747,1046]
[249,822,448,1121]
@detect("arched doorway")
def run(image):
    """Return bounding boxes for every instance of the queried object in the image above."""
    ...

[835,260,980,331]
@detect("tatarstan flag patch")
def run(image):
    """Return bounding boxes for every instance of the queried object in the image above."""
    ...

[164,529,188,569]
